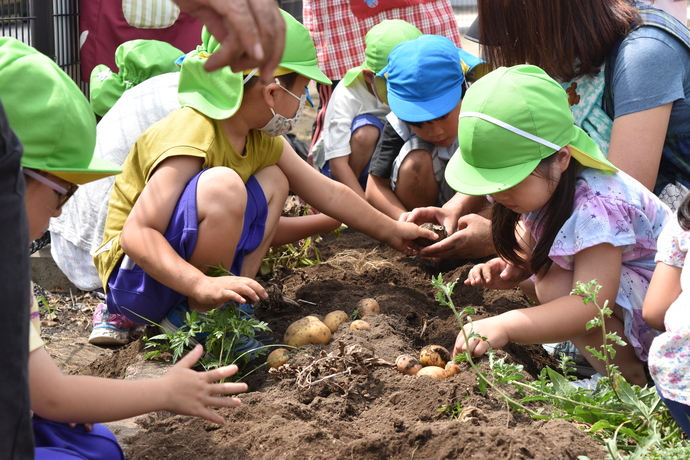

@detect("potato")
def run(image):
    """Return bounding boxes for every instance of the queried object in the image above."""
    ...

[395,354,422,375]
[357,298,380,316]
[350,319,371,330]
[283,316,332,347]
[323,310,349,333]
[416,366,447,380]
[444,360,461,377]
[266,348,291,369]
[419,344,451,368]
[414,223,448,247]
[307,313,325,322]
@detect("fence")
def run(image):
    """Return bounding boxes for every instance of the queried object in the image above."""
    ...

[0,0,84,93]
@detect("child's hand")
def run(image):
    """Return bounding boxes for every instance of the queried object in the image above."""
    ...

[386,221,438,254]
[453,317,510,358]
[465,258,527,290]
[161,345,248,425]
[192,275,267,306]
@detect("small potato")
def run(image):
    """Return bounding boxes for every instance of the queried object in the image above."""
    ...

[416,366,447,380]
[419,344,451,368]
[350,319,371,330]
[283,316,332,347]
[444,360,461,377]
[323,310,349,333]
[414,223,448,247]
[395,354,422,375]
[266,348,291,369]
[357,298,380,316]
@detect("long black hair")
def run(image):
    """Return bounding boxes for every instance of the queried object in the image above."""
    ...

[491,154,579,277]
[677,193,690,231]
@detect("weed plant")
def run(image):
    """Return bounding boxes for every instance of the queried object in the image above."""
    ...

[433,275,688,459]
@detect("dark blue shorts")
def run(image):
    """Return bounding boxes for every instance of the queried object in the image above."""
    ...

[106,169,268,324]
[321,113,384,190]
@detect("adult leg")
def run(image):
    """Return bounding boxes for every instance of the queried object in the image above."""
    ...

[0,102,34,458]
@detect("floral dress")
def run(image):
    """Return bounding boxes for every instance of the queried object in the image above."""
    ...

[648,217,690,405]
[523,167,672,361]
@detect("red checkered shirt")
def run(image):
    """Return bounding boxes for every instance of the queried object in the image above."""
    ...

[303,0,462,81]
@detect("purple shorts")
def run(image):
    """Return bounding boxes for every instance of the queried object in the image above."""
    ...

[106,169,268,324]
[33,416,124,460]
[321,113,384,190]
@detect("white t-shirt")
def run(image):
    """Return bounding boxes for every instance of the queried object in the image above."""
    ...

[318,75,389,167]
[49,72,181,290]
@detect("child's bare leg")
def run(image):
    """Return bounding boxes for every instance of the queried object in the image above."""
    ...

[187,167,247,309]
[536,263,647,386]
[570,314,648,387]
[395,149,438,210]
[349,125,380,177]
[238,165,289,279]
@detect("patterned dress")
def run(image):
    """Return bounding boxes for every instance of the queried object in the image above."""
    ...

[648,217,690,404]
[523,167,671,360]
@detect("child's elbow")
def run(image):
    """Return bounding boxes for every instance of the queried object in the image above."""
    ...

[642,308,665,332]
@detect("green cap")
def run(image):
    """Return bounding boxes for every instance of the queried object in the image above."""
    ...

[90,39,183,117]
[445,65,617,196]
[342,20,422,87]
[0,38,121,185]
[178,9,331,119]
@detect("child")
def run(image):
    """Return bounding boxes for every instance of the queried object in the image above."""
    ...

[445,65,671,387]
[365,35,494,260]
[643,193,690,436]
[93,11,436,343]
[312,20,422,198]
[0,37,249,458]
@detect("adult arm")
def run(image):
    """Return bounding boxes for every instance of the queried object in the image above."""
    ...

[173,0,285,79]
[607,104,672,191]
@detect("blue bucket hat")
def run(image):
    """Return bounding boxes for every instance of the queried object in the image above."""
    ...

[380,35,464,123]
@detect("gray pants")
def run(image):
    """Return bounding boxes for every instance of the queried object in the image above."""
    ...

[0,101,33,459]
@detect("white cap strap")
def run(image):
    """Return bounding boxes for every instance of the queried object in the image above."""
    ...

[460,112,562,151]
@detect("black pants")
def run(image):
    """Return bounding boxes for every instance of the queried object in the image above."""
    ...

[0,101,33,459]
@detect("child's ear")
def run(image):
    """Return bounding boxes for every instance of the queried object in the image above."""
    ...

[261,81,279,110]
[362,69,375,85]
[556,147,572,172]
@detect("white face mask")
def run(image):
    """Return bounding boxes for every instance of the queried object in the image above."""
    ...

[258,79,309,137]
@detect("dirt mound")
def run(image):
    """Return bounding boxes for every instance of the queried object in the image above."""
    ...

[47,229,606,459]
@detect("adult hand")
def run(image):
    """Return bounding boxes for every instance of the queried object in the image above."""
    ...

[464,257,528,290]
[418,213,494,260]
[173,0,285,79]
[162,345,248,424]
[453,316,509,358]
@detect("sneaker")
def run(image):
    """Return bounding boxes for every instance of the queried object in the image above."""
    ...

[570,373,604,391]
[88,303,136,346]
[159,303,265,358]
[543,340,597,377]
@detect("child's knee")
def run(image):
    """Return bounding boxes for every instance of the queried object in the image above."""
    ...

[255,165,289,201]
[350,124,381,151]
[399,149,433,177]
[197,167,247,214]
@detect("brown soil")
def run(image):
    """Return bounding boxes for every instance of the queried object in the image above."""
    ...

[39,229,606,460]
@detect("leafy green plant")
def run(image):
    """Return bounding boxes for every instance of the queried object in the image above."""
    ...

[432,275,689,457]
[143,304,271,372]
[36,295,54,320]
[260,236,322,276]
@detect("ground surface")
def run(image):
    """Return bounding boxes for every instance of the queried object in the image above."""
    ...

[38,229,607,460]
